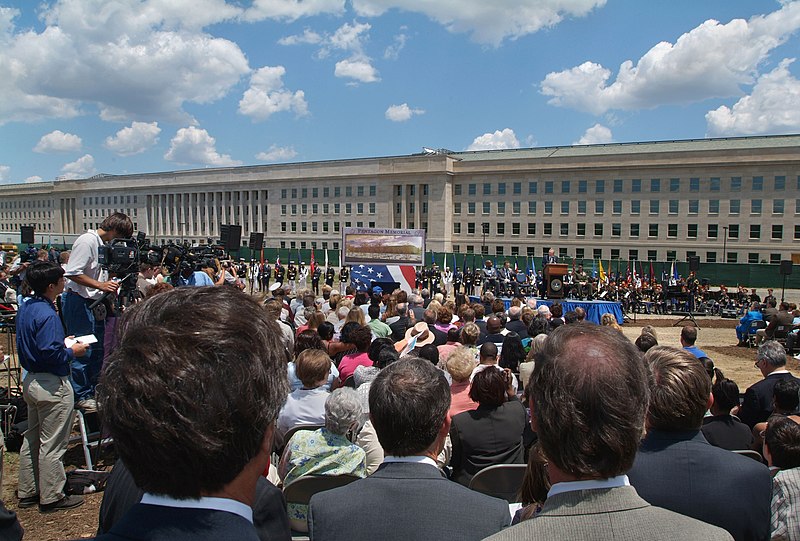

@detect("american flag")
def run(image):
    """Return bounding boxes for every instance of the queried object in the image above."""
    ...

[349,264,416,293]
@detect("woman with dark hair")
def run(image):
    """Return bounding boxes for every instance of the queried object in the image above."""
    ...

[449,366,526,486]
[701,368,753,451]
[287,330,339,391]
[527,314,550,339]
[499,333,525,374]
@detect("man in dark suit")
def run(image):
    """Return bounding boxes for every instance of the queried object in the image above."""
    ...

[308,357,510,541]
[423,308,448,346]
[738,340,800,428]
[486,325,731,541]
[92,287,291,541]
[628,346,772,541]
[504,306,528,339]
[388,303,412,342]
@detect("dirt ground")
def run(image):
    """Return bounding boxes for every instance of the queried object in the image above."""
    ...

[3,314,799,540]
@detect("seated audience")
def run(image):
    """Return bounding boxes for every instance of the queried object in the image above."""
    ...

[450,367,526,486]
[738,341,800,429]
[417,343,440,366]
[336,325,373,383]
[279,388,367,532]
[499,332,525,374]
[367,304,391,338]
[680,325,708,359]
[763,416,800,541]
[92,286,290,540]
[446,347,479,418]
[736,302,763,346]
[437,327,461,364]
[486,325,731,541]
[519,333,547,391]
[477,316,506,351]
[701,369,753,451]
[287,330,338,391]
[473,342,518,393]
[600,312,622,332]
[628,346,771,541]
[276,349,331,447]
[506,306,528,338]
[752,377,800,451]
[635,332,658,353]
[309,358,510,540]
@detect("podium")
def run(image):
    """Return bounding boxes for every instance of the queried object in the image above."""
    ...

[544,263,568,298]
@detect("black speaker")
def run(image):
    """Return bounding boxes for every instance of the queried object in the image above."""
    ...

[219,224,229,246]
[20,226,34,244]
[780,260,793,276]
[248,232,264,252]
[223,224,242,251]
[688,256,700,271]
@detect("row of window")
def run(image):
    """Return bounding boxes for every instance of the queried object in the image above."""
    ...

[449,245,785,265]
[0,200,52,209]
[280,202,377,216]
[453,222,794,240]
[453,176,796,197]
[280,221,377,233]
[453,199,798,216]
[82,195,138,206]
[281,185,378,199]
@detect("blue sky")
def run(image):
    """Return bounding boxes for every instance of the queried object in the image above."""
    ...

[1,0,799,184]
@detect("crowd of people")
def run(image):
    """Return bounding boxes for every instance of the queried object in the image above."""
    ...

[1,213,800,540]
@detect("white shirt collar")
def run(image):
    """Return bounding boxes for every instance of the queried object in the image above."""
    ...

[140,493,253,523]
[383,455,438,468]
[547,475,630,499]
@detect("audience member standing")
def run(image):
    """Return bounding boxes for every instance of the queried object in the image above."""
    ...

[486,325,731,541]
[17,261,89,512]
[309,357,510,541]
[628,346,771,541]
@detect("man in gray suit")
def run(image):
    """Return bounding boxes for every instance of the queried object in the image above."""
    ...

[486,324,731,541]
[309,357,510,541]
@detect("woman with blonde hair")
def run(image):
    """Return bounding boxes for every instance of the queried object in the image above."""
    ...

[601,313,623,332]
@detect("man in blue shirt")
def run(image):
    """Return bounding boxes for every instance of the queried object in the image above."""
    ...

[680,325,708,359]
[17,261,89,513]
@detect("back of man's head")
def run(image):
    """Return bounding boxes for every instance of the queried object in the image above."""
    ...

[479,341,498,363]
[680,325,697,345]
[486,315,502,334]
[368,304,381,320]
[99,212,134,238]
[368,357,450,456]
[645,346,710,432]
[508,306,521,320]
[764,416,800,469]
[531,324,648,479]
[774,377,800,413]
[758,340,788,370]
[396,302,408,317]
[423,308,437,325]
[574,307,586,321]
[99,287,290,499]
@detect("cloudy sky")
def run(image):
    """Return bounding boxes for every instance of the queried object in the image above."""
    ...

[1,0,799,184]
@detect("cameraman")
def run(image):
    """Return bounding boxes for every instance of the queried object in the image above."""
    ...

[63,212,133,412]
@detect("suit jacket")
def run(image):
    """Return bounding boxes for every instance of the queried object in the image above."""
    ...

[701,414,753,451]
[504,320,528,339]
[483,486,732,541]
[450,399,527,486]
[97,460,290,541]
[427,324,449,346]
[388,316,411,342]
[765,310,793,337]
[93,503,260,541]
[738,372,800,428]
[308,461,510,541]
[627,429,771,541]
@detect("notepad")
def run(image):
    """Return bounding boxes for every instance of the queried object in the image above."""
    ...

[65,334,98,348]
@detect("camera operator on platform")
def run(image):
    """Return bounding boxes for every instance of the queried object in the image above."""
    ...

[62,212,133,413]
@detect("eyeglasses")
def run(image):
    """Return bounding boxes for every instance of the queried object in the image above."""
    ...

[754,359,761,368]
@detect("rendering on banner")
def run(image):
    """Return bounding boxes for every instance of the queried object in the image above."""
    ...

[342,228,426,266]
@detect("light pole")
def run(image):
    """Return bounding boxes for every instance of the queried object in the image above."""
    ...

[722,225,729,262]
[482,222,489,255]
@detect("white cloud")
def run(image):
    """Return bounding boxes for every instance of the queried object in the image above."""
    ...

[253,0,605,45]
[0,1,249,124]
[541,2,800,114]
[277,28,323,46]
[466,128,520,151]
[25,175,43,183]
[335,56,380,83]
[384,32,408,59]
[34,130,82,153]
[706,58,800,136]
[104,122,161,156]
[385,103,425,122]
[243,0,345,22]
[61,154,95,179]
[256,145,298,162]
[0,165,9,182]
[164,126,241,167]
[238,66,309,121]
[574,123,613,145]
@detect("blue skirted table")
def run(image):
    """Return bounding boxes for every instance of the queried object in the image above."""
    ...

[469,297,624,325]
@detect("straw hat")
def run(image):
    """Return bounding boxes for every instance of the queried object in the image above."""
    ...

[404,322,435,347]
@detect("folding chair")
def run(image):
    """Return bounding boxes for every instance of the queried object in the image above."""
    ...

[70,408,112,471]
[283,474,361,535]
[468,463,527,503]
[732,449,763,463]
[747,320,766,347]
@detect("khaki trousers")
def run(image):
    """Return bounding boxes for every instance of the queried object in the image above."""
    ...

[18,372,75,505]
